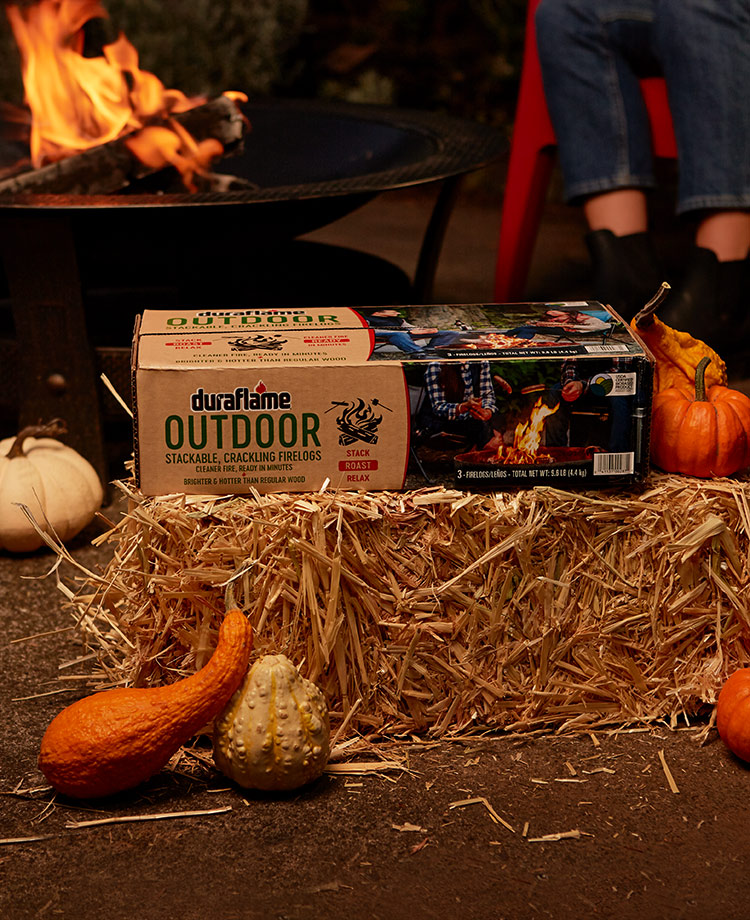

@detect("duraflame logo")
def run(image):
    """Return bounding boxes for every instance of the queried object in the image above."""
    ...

[190,382,291,412]
[195,310,305,316]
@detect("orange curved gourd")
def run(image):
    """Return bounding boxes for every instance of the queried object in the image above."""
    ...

[716,668,750,763]
[38,609,253,799]
[629,284,727,394]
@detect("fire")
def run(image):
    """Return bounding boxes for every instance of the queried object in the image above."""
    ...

[334,398,383,446]
[496,396,559,464]
[5,0,241,189]
[461,333,538,350]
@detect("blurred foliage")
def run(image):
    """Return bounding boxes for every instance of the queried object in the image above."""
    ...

[0,19,22,104]
[96,0,309,96]
[0,0,526,127]
[0,0,309,102]
[287,0,527,129]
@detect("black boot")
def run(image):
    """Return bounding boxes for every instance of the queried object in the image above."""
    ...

[658,247,750,354]
[585,229,664,321]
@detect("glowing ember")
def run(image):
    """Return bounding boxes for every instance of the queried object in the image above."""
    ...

[461,333,538,350]
[5,0,244,189]
[496,396,559,464]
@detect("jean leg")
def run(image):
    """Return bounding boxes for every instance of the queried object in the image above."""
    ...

[535,0,659,203]
[654,0,750,214]
[428,331,462,348]
[378,331,424,354]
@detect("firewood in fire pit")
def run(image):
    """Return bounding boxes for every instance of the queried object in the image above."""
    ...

[0,95,250,197]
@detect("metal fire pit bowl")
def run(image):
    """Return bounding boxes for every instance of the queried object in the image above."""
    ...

[0,98,505,237]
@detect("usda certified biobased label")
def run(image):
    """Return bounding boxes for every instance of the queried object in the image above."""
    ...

[587,372,638,397]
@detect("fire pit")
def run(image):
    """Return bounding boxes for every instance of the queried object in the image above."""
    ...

[0,0,505,479]
[451,444,607,488]
[454,445,602,468]
[0,98,505,479]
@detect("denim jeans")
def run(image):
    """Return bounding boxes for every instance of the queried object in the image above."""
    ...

[375,330,425,354]
[535,0,750,214]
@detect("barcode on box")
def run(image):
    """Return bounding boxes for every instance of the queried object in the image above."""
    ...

[585,344,624,353]
[593,452,634,475]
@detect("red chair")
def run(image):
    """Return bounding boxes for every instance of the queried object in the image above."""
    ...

[494,0,678,303]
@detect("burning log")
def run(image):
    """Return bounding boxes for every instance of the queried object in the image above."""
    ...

[0,94,249,197]
[3,0,253,195]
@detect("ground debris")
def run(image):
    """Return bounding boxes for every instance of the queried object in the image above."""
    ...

[658,749,680,794]
[65,806,232,829]
[0,834,55,845]
[325,760,408,776]
[308,880,354,894]
[527,829,594,843]
[448,795,515,833]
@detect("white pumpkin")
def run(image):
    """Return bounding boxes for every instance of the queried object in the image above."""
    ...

[213,654,330,791]
[0,420,104,553]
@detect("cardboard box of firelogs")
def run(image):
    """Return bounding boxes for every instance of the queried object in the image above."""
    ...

[132,303,654,495]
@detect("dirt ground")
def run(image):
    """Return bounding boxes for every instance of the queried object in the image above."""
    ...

[1,508,748,920]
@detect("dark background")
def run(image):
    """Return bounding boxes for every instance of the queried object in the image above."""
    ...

[0,0,527,135]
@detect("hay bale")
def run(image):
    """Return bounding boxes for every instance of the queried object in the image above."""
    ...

[68,474,750,740]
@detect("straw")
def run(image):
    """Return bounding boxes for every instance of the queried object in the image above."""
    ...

[54,473,750,743]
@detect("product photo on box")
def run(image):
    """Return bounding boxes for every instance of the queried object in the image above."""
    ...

[132,302,654,495]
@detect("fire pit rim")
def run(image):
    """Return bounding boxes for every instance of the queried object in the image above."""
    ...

[0,98,506,211]
[453,445,605,469]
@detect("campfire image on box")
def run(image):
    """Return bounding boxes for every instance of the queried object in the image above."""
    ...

[408,356,615,485]
[456,332,548,351]
[451,395,601,468]
[455,397,601,466]
[227,334,287,352]
[328,398,389,447]
[1,0,248,194]
[494,395,559,465]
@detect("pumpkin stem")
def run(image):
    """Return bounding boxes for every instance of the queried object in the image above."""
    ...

[632,282,671,328]
[694,356,711,401]
[6,418,68,460]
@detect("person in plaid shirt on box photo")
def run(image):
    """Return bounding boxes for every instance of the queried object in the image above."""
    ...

[423,361,507,450]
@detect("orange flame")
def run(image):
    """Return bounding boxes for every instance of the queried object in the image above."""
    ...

[6,0,238,189]
[497,396,559,464]
[461,333,537,350]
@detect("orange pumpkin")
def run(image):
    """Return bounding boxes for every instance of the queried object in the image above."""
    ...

[716,669,750,763]
[650,357,750,478]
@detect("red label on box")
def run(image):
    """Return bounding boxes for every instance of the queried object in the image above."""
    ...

[338,459,379,472]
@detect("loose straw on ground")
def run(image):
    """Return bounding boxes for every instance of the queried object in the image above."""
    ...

[0,835,55,846]
[658,749,680,793]
[65,806,232,829]
[527,829,594,842]
[448,796,515,833]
